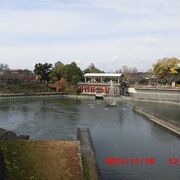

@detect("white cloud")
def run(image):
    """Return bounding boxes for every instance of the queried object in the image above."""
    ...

[88,0,180,15]
[0,10,92,35]
[0,35,180,71]
[144,37,158,44]
[0,0,180,71]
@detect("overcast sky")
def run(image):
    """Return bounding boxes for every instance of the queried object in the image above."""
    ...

[0,0,180,72]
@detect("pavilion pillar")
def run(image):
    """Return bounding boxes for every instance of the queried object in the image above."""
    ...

[101,77,103,83]
[85,77,87,83]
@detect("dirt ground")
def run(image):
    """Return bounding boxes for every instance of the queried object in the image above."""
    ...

[1,140,83,180]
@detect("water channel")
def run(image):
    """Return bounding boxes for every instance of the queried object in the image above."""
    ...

[0,98,179,179]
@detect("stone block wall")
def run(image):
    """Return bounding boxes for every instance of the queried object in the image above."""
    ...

[128,88,180,102]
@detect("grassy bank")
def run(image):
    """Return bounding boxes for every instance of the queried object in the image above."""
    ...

[0,83,51,94]
[0,140,82,180]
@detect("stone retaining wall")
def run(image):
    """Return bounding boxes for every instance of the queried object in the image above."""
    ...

[0,92,67,101]
[128,88,180,102]
[133,106,180,136]
[77,128,101,180]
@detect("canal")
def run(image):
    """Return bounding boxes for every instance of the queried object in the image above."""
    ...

[0,98,179,179]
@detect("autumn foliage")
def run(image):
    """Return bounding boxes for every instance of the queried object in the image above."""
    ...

[153,57,180,83]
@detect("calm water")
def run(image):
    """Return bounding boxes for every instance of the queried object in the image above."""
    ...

[132,101,180,128]
[0,98,180,180]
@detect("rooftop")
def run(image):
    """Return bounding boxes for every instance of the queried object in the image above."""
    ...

[84,73,122,77]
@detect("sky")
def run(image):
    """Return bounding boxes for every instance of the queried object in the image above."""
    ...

[0,0,180,72]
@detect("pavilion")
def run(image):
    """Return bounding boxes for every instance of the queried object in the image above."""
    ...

[78,73,124,95]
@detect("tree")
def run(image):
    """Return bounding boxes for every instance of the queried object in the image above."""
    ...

[34,63,52,82]
[49,62,65,82]
[121,65,138,74]
[55,61,63,68]
[153,57,180,84]
[84,63,103,74]
[116,68,122,73]
[63,62,83,85]
[147,68,153,73]
[49,62,83,85]
[0,63,9,73]
[57,78,69,91]
[118,65,138,84]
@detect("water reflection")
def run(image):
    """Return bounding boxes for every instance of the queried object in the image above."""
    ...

[133,101,180,127]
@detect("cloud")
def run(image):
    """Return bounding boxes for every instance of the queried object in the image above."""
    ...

[144,37,158,44]
[0,0,87,10]
[0,34,180,71]
[0,0,180,71]
[0,10,91,35]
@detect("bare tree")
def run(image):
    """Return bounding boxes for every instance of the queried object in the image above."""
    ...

[122,65,138,74]
[0,63,9,73]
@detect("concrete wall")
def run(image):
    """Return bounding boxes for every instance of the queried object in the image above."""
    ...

[0,92,67,101]
[133,106,180,135]
[128,87,180,102]
[77,128,101,180]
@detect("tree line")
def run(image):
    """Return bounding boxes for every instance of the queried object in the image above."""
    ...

[33,62,104,84]
[1,57,180,86]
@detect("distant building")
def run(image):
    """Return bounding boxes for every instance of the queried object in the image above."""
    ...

[78,73,127,95]
[124,72,155,86]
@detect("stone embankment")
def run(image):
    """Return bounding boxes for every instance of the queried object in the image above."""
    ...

[77,128,102,180]
[0,92,67,101]
[128,87,180,103]
[0,128,29,141]
[133,106,180,136]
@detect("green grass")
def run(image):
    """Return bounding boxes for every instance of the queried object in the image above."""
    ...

[82,157,90,180]
[0,141,37,179]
